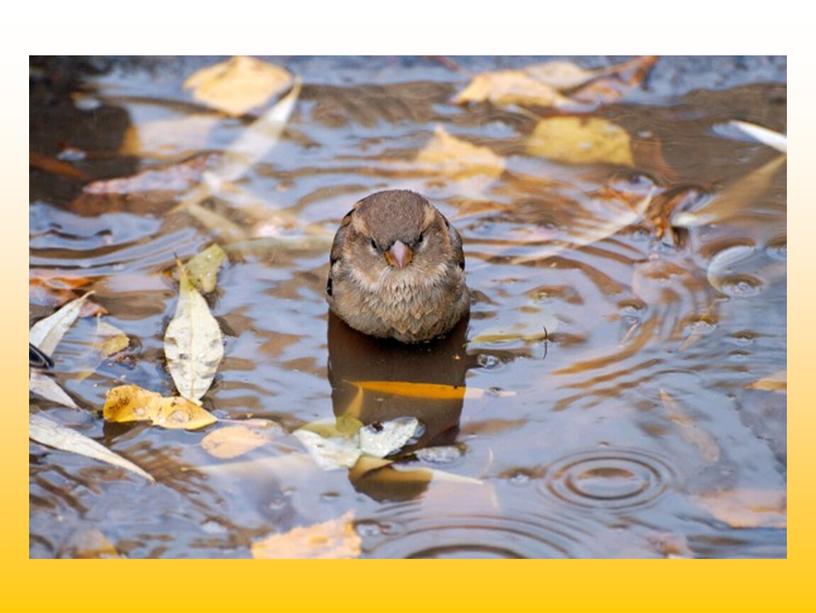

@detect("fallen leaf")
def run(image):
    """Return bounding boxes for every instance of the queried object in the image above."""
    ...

[747,370,786,393]
[659,389,720,464]
[95,318,129,357]
[201,421,283,459]
[29,151,88,180]
[251,511,361,559]
[523,60,598,90]
[727,120,787,153]
[693,489,786,528]
[415,125,505,180]
[673,155,786,227]
[29,371,78,409]
[102,384,217,430]
[453,70,572,107]
[350,380,513,400]
[358,417,420,458]
[184,243,226,294]
[705,243,756,294]
[184,56,293,117]
[527,116,634,166]
[29,292,92,357]
[121,114,221,160]
[570,56,658,106]
[164,261,224,402]
[292,429,361,471]
[29,413,154,482]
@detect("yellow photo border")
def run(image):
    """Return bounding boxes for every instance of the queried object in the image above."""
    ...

[8,9,815,610]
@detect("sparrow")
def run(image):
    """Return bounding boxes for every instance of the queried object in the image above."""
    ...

[326,190,469,343]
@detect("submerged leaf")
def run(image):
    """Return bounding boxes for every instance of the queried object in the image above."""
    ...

[29,292,92,357]
[29,371,78,409]
[95,318,129,357]
[415,125,505,180]
[453,70,572,107]
[164,262,224,402]
[693,489,786,528]
[184,243,226,294]
[747,370,786,393]
[527,116,634,166]
[350,380,508,400]
[30,413,154,482]
[251,511,361,559]
[102,384,217,430]
[201,421,283,459]
[183,56,293,117]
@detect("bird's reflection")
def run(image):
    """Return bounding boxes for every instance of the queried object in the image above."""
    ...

[327,311,476,500]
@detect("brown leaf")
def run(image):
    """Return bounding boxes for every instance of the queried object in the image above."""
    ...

[183,56,293,117]
[102,384,217,430]
[693,489,786,528]
[201,421,283,459]
[251,511,361,559]
[570,55,658,106]
[30,151,88,180]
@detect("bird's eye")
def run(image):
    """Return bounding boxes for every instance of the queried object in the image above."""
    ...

[370,239,378,251]
[418,232,425,243]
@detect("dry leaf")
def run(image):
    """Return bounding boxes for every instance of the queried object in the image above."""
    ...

[30,413,154,482]
[29,292,92,357]
[293,429,362,471]
[184,244,226,294]
[164,261,224,402]
[102,384,217,430]
[183,56,293,117]
[358,417,420,458]
[415,125,505,179]
[523,60,597,90]
[527,116,634,166]
[64,529,121,559]
[251,511,361,559]
[201,421,283,459]
[29,371,78,409]
[694,489,786,528]
[747,370,786,393]
[453,70,573,108]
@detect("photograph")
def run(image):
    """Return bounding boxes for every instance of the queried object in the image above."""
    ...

[29,54,786,559]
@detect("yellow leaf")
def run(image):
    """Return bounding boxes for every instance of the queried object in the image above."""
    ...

[201,421,282,459]
[102,384,217,430]
[527,116,634,166]
[453,70,572,108]
[183,56,293,117]
[251,511,361,559]
[747,370,786,393]
[415,125,505,180]
[350,380,510,400]
[693,489,786,529]
[66,529,121,559]
[184,243,227,294]
[96,318,129,357]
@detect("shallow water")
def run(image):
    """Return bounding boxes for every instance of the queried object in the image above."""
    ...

[29,56,786,558]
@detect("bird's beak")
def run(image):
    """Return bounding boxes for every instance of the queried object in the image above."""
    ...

[385,240,413,269]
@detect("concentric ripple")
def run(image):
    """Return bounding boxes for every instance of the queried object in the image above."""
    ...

[540,448,675,511]
[358,511,598,559]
